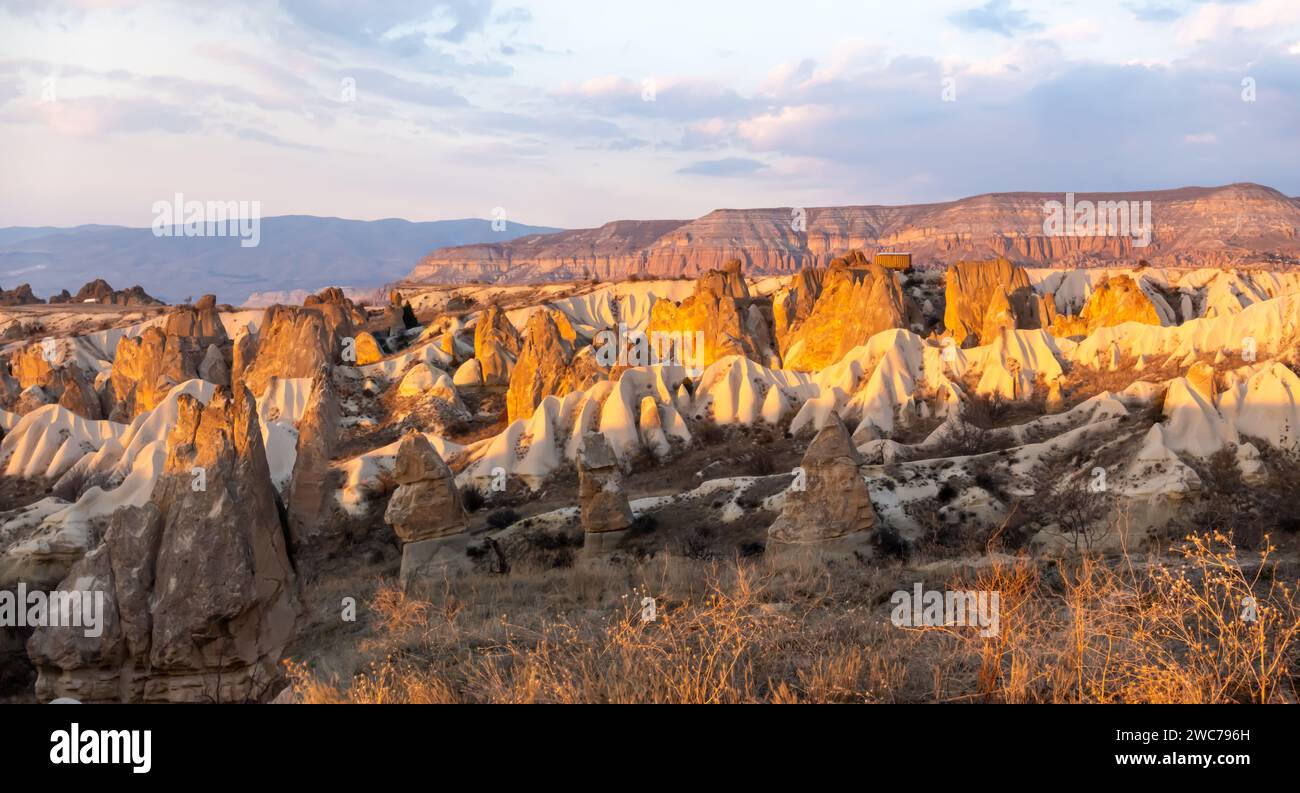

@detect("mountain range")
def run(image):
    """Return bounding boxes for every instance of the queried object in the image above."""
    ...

[405,183,1300,284]
[6,184,1299,305]
[0,216,559,305]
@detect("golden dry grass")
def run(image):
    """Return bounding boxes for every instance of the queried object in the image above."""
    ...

[288,533,1299,704]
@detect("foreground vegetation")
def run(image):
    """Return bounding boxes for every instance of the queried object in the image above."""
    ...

[289,532,1299,704]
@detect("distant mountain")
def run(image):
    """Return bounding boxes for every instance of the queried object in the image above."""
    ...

[405,183,1300,284]
[0,216,560,305]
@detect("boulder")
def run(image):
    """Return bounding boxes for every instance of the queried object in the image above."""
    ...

[15,384,52,414]
[384,432,469,544]
[198,343,230,387]
[578,432,633,545]
[767,414,877,550]
[396,362,439,398]
[453,358,483,386]
[384,432,471,588]
[352,331,384,366]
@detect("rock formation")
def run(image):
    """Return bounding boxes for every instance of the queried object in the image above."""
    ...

[105,298,233,419]
[383,432,471,588]
[107,327,187,419]
[198,344,230,387]
[772,268,826,350]
[285,370,340,550]
[0,283,42,305]
[55,279,161,306]
[52,366,102,420]
[944,258,1049,347]
[352,331,385,366]
[240,305,334,397]
[578,432,633,551]
[231,330,257,383]
[767,414,877,553]
[646,264,779,370]
[164,294,228,348]
[781,263,921,371]
[473,303,521,386]
[506,309,576,423]
[26,384,300,702]
[1052,274,1164,335]
[405,184,1300,284]
[10,343,57,391]
[302,287,367,347]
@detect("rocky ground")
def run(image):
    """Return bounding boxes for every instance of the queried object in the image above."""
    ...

[2,255,1299,702]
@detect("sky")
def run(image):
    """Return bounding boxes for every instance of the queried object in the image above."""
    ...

[0,0,1297,229]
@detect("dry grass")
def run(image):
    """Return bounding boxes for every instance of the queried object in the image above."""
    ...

[288,533,1299,704]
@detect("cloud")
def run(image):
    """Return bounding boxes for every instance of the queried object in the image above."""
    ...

[949,0,1043,37]
[1128,3,1186,23]
[337,67,469,107]
[677,157,768,177]
[553,76,754,121]
[229,126,325,152]
[280,0,498,51]
[12,96,201,136]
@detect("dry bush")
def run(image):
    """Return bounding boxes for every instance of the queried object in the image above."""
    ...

[950,533,1300,703]
[289,534,1299,704]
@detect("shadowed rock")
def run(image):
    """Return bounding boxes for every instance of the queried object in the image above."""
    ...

[285,370,340,550]
[506,309,576,423]
[27,384,300,702]
[474,303,521,386]
[768,414,877,549]
[384,431,471,589]
[578,432,633,549]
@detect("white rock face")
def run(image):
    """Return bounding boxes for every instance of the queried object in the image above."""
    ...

[396,362,451,398]
[453,358,483,386]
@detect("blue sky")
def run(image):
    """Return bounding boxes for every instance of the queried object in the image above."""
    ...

[0,0,1297,229]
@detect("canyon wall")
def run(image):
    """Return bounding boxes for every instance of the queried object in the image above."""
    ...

[405,183,1300,285]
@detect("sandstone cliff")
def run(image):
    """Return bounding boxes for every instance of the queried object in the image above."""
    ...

[405,184,1300,285]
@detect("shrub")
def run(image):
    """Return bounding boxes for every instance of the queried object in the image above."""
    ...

[486,508,522,529]
[460,486,486,513]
